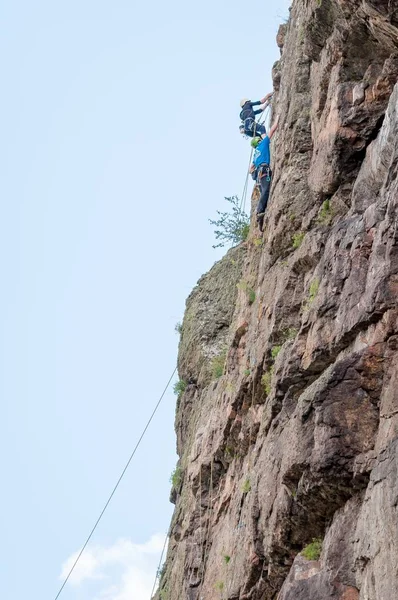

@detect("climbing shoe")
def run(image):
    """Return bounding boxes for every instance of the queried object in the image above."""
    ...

[257,212,265,232]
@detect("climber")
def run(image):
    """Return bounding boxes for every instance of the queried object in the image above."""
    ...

[239,93,273,138]
[249,115,279,232]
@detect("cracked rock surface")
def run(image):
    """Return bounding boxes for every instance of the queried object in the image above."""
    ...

[156,1,398,598]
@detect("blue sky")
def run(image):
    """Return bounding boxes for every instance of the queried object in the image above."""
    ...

[0,1,290,598]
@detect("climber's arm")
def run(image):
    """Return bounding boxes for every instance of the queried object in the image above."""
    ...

[269,115,280,140]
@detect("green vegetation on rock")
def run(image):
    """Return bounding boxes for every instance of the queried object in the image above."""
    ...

[292,231,305,249]
[170,466,182,489]
[210,196,250,249]
[173,379,187,397]
[308,277,320,304]
[317,199,334,225]
[237,280,256,305]
[301,539,322,560]
[223,554,231,564]
[261,367,274,395]
[242,478,251,493]
[271,345,282,360]
[211,349,227,379]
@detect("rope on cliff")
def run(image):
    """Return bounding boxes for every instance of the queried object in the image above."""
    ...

[52,365,178,600]
[149,528,170,600]
[199,463,203,570]
[239,147,254,214]
[197,457,214,599]
[226,354,260,597]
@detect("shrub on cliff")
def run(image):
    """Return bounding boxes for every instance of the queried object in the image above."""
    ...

[210,196,250,248]
[170,466,182,489]
[173,379,187,397]
[301,539,322,560]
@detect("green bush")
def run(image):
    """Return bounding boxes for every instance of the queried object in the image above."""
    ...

[170,466,182,489]
[223,554,231,564]
[292,232,305,249]
[211,349,227,379]
[173,379,187,397]
[175,322,182,334]
[210,196,250,248]
[215,581,224,593]
[301,539,322,560]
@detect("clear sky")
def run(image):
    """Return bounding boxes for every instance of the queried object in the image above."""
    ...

[0,1,290,599]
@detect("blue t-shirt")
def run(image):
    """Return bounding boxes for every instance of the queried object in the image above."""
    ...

[253,136,270,168]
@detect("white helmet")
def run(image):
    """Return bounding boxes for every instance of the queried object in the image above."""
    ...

[240,98,250,107]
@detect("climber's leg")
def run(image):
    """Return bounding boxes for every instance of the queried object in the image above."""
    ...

[256,123,266,136]
[256,166,272,232]
[256,168,272,214]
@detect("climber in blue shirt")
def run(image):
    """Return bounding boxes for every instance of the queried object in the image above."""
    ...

[239,93,273,138]
[249,115,279,231]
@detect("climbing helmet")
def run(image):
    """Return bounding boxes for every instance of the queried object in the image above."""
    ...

[251,136,262,148]
[240,98,250,107]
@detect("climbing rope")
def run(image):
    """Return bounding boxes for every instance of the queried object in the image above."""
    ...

[149,529,170,600]
[199,463,203,572]
[197,457,214,599]
[225,339,263,597]
[239,147,254,215]
[52,365,178,600]
[225,382,257,598]
[223,102,274,595]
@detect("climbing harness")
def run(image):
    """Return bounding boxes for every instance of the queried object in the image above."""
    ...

[258,164,271,183]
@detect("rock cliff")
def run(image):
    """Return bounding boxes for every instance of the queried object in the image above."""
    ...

[157,1,398,598]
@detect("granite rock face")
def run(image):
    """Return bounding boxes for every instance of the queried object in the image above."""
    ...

[156,1,398,598]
